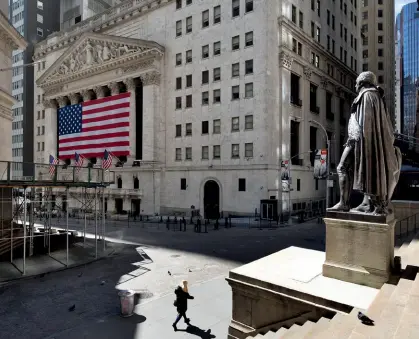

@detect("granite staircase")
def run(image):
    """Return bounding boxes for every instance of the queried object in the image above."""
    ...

[245,232,419,339]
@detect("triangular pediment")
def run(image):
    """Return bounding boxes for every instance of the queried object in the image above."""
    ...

[37,32,164,87]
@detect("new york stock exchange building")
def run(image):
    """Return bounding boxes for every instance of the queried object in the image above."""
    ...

[33,0,355,219]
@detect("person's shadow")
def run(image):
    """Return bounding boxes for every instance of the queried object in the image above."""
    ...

[178,324,216,338]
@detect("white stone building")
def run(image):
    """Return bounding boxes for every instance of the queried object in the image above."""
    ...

[33,0,359,218]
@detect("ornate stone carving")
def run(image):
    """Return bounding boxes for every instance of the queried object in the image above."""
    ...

[69,93,80,105]
[44,86,64,97]
[108,82,120,95]
[123,78,136,91]
[42,100,55,109]
[140,71,161,86]
[93,86,106,98]
[303,66,313,80]
[320,77,329,89]
[81,89,93,101]
[279,52,293,69]
[122,59,154,73]
[56,96,68,108]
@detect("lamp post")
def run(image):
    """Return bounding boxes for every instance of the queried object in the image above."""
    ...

[309,120,331,209]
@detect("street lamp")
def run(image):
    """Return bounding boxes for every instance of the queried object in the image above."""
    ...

[309,120,331,209]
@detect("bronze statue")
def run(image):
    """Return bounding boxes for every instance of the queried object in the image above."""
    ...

[329,71,402,215]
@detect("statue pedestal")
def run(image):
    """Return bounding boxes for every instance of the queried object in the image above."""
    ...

[323,211,395,289]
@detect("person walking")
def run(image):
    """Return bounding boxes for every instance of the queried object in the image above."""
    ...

[172,280,194,331]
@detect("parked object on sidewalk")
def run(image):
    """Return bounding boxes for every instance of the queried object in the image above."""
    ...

[118,290,135,317]
[172,280,194,331]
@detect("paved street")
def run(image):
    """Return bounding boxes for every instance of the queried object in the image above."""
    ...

[0,220,325,339]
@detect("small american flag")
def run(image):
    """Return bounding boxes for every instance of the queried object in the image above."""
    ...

[58,92,131,159]
[49,155,59,176]
[102,150,113,170]
[74,152,84,172]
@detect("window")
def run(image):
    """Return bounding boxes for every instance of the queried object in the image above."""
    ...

[186,50,192,63]
[363,50,368,58]
[245,83,253,98]
[181,178,187,190]
[202,70,209,84]
[297,42,302,56]
[378,75,384,84]
[186,95,192,108]
[42,126,45,135]
[245,0,253,12]
[245,143,253,158]
[202,91,209,105]
[317,0,321,15]
[202,146,209,160]
[311,0,315,10]
[292,5,297,23]
[202,10,209,28]
[290,73,300,105]
[176,77,182,90]
[212,145,220,159]
[213,67,221,81]
[292,38,297,53]
[37,111,40,120]
[37,95,41,104]
[332,15,335,29]
[37,126,40,135]
[299,11,303,29]
[186,0,192,4]
[238,178,246,191]
[297,179,301,191]
[36,27,44,37]
[378,36,383,44]
[213,41,221,55]
[202,45,209,58]
[186,123,192,136]
[41,142,45,151]
[316,27,320,42]
[232,36,240,50]
[311,21,315,38]
[176,97,182,109]
[327,10,330,25]
[310,126,317,165]
[310,83,318,113]
[290,121,300,165]
[176,0,182,9]
[232,85,240,100]
[232,63,239,77]
[213,119,221,134]
[176,20,182,37]
[326,92,334,120]
[37,1,43,10]
[378,23,383,31]
[186,16,192,33]
[186,74,192,87]
[214,5,221,24]
[378,9,383,18]
[37,142,40,151]
[378,49,383,57]
[42,110,45,119]
[202,121,209,134]
[232,117,239,131]
[378,62,383,70]
[245,60,253,74]
[176,53,182,65]
[245,31,253,46]
[213,89,221,103]
[37,14,43,23]
[232,144,240,158]
[245,115,253,130]
[232,0,240,17]
[176,124,182,137]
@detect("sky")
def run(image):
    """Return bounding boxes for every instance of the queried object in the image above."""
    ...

[395,0,416,16]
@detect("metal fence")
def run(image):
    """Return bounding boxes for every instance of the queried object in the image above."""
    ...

[395,212,419,239]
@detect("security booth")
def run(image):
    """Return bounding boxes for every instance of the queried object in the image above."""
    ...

[260,199,278,221]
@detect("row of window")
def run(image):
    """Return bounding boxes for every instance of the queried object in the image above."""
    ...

[180,177,248,192]
[37,61,46,71]
[37,110,46,120]
[12,67,22,76]
[12,121,23,130]
[12,52,23,63]
[37,94,45,104]
[175,60,253,90]
[175,6,221,36]
[12,107,22,117]
[12,80,23,90]
[12,135,23,144]
[175,83,254,109]
[175,116,254,137]
[36,126,45,135]
[13,94,22,101]
[175,32,253,66]
[36,142,45,152]
[12,147,23,157]
[362,0,383,6]
[175,142,254,161]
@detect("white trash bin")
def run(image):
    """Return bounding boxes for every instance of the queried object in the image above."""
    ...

[118,290,135,317]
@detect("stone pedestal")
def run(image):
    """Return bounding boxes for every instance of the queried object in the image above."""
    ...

[323,211,396,289]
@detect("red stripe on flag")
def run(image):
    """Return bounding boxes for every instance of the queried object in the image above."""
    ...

[59,141,130,152]
[59,131,129,144]
[82,92,131,107]
[82,102,130,116]
[81,121,130,133]
[83,112,130,124]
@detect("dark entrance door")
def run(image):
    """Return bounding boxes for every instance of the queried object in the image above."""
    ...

[115,198,123,214]
[131,199,141,217]
[204,180,220,219]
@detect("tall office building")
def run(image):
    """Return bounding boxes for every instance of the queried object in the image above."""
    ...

[9,0,60,178]
[396,2,419,139]
[360,0,395,124]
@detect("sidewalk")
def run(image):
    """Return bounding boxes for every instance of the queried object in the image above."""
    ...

[45,276,231,339]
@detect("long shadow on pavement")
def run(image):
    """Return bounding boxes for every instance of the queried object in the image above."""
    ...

[177,325,216,338]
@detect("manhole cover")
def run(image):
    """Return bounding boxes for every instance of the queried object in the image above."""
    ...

[170,254,181,258]
[138,291,154,299]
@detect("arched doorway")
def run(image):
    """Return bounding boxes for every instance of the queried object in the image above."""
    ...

[204,180,220,219]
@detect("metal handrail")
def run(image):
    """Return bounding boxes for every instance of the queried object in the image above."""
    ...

[396,212,419,239]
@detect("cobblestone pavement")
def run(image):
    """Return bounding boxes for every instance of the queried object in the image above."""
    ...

[0,221,325,339]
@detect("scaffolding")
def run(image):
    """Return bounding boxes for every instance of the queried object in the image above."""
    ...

[0,160,115,276]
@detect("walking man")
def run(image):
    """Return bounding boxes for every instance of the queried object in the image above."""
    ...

[172,280,194,331]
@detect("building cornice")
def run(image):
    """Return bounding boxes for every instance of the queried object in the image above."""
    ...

[0,10,27,51]
[33,0,173,60]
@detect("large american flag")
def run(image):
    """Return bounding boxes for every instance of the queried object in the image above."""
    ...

[58,92,131,159]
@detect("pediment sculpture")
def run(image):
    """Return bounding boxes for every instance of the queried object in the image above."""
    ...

[51,39,148,78]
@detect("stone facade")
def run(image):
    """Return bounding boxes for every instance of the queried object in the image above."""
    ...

[33,0,358,217]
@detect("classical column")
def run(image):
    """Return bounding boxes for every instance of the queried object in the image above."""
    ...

[69,93,80,105]
[93,86,106,99]
[123,77,137,160]
[81,89,93,101]
[109,82,120,96]
[56,96,68,108]
[139,71,162,162]
[44,98,61,158]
